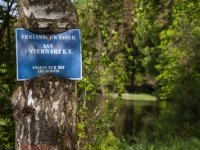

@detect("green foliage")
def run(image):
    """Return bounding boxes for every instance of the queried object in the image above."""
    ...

[0,117,14,149]
[76,0,134,149]
[152,105,200,141]
[133,137,200,150]
[137,103,200,143]
[134,0,200,101]
[0,0,17,148]
[77,102,118,150]
[77,0,200,149]
[98,131,133,150]
[132,0,200,148]
[3,0,200,149]
[157,23,200,100]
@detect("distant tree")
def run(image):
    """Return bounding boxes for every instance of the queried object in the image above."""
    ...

[133,0,174,87]
[135,0,200,141]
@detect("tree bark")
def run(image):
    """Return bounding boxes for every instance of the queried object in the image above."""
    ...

[11,74,77,150]
[17,0,78,33]
[12,0,79,149]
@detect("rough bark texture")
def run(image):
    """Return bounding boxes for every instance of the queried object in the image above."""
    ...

[17,0,78,33]
[11,74,77,150]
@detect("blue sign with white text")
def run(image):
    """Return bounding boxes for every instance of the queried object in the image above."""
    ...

[16,28,82,81]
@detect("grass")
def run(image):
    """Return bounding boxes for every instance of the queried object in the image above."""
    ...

[93,135,200,150]
[108,93,157,101]
[132,137,200,150]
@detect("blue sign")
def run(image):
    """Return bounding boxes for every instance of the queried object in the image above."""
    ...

[16,28,82,81]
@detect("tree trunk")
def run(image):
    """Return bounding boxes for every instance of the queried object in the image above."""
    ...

[17,0,78,34]
[12,0,79,149]
[11,74,77,150]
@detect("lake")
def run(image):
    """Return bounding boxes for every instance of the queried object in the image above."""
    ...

[96,95,168,138]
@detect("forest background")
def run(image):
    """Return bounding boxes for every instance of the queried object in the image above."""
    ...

[1,0,200,149]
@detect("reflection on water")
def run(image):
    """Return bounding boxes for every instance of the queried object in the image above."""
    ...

[110,100,158,137]
[96,95,168,137]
